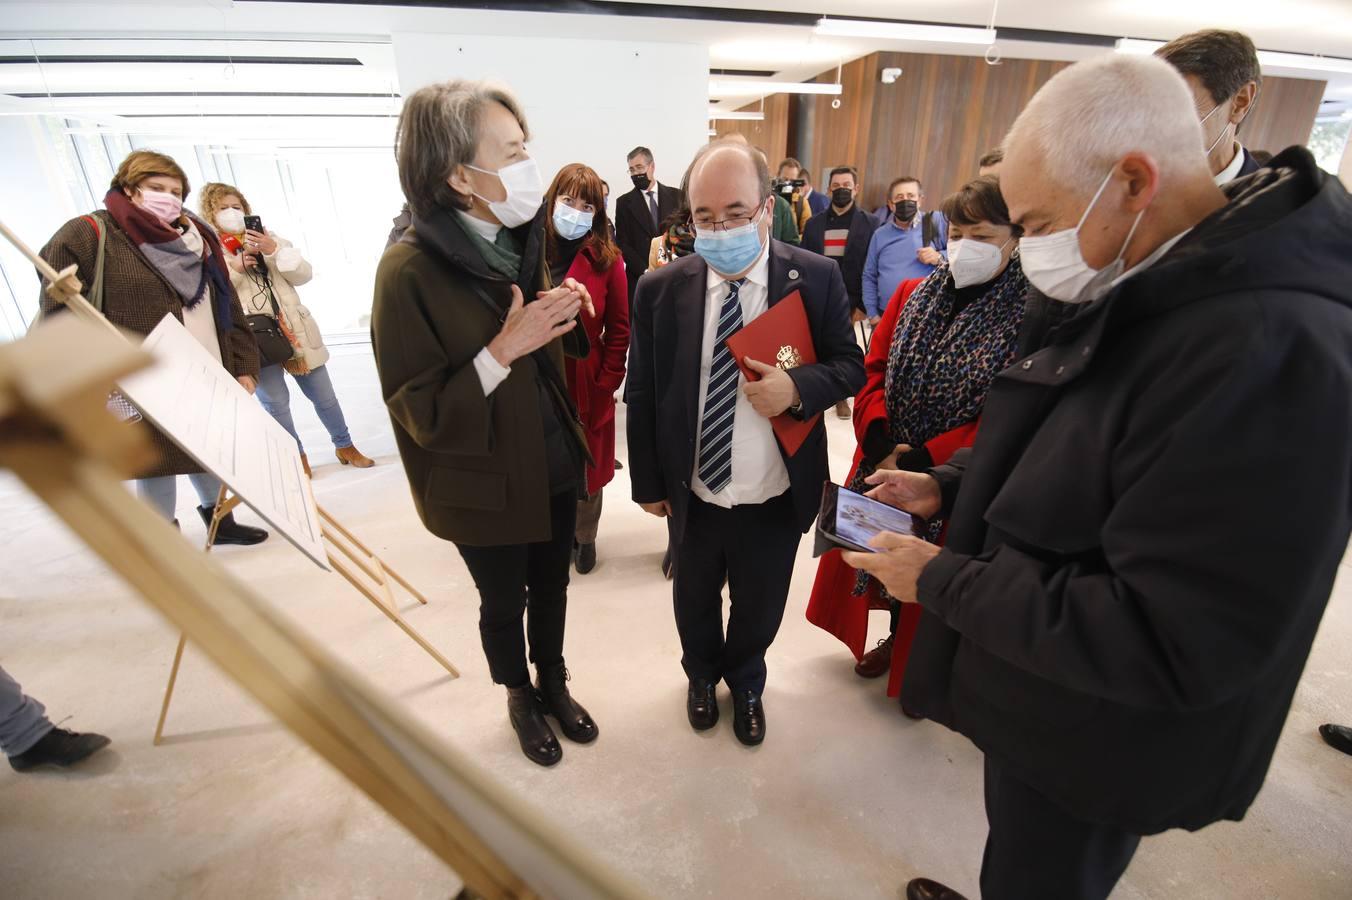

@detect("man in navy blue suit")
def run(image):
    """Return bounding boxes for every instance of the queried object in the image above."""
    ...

[1156,29,1264,185]
[627,139,865,746]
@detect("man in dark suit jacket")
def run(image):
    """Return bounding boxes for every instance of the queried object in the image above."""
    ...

[615,146,682,309]
[627,139,864,747]
[1155,29,1264,186]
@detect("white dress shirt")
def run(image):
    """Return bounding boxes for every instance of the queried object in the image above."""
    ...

[691,245,792,508]
[1214,141,1247,186]
[455,210,514,396]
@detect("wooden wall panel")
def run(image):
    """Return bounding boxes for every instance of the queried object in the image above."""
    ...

[713,93,790,168]
[861,52,1068,209]
[1238,75,1326,156]
[799,55,879,191]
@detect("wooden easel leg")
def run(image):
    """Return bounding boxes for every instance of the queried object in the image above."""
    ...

[153,632,188,746]
[153,486,240,744]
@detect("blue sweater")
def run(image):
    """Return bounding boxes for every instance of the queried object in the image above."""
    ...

[862,212,948,317]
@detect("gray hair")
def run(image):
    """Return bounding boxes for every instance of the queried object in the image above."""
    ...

[688,138,772,203]
[1003,54,1208,197]
[395,79,529,218]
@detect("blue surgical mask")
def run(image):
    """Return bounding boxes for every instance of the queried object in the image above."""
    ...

[693,205,768,277]
[552,200,594,240]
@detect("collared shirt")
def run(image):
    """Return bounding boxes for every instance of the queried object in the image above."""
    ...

[1214,141,1247,186]
[862,211,948,317]
[455,210,515,396]
[691,244,791,508]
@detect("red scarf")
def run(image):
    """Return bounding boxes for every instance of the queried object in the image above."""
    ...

[103,189,236,333]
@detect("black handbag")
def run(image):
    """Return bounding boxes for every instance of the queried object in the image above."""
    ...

[245,276,294,367]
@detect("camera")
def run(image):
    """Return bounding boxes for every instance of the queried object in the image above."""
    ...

[774,177,805,198]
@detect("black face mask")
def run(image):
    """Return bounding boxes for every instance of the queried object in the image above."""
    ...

[894,199,918,222]
[631,172,651,191]
[831,187,853,208]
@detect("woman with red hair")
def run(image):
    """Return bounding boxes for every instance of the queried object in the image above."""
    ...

[542,163,629,574]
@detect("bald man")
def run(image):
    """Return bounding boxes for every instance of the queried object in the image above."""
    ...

[844,53,1352,900]
[627,139,862,746]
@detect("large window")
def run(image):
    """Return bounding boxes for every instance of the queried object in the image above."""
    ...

[0,117,400,342]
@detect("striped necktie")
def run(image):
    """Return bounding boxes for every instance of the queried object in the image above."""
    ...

[697,278,747,494]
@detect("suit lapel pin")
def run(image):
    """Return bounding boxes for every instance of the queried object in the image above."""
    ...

[788,269,799,280]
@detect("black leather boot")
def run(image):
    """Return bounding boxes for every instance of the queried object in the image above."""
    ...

[535,662,598,744]
[507,686,561,767]
[197,506,269,545]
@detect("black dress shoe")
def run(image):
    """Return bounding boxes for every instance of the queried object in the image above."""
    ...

[535,662,598,744]
[506,686,562,767]
[1320,723,1352,756]
[732,689,766,746]
[197,506,269,545]
[687,678,719,731]
[574,542,597,574]
[906,878,969,900]
[9,727,111,772]
[614,459,624,470]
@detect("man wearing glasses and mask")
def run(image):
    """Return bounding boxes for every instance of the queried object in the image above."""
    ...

[627,139,863,748]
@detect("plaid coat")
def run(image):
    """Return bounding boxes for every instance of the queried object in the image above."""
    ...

[39,212,260,479]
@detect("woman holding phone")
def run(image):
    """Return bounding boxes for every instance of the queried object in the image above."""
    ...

[200,182,374,475]
[806,175,1028,703]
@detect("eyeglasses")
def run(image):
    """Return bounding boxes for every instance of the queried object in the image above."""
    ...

[692,205,766,233]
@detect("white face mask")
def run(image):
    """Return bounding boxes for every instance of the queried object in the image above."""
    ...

[1200,101,1232,157]
[947,237,1011,289]
[467,157,543,228]
[1018,170,1146,304]
[216,207,245,234]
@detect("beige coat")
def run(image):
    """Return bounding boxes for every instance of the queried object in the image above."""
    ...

[227,233,330,370]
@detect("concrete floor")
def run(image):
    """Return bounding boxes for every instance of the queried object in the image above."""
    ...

[2,344,1350,899]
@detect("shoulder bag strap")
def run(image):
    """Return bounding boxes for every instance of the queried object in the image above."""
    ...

[81,213,108,314]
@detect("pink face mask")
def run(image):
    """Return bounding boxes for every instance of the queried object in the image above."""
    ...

[137,188,183,224]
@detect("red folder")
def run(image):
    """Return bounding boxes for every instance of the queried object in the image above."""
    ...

[724,290,820,456]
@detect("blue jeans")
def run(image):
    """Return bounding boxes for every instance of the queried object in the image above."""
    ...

[0,665,54,757]
[254,363,352,454]
[136,472,222,521]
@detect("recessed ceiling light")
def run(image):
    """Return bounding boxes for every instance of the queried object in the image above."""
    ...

[815,18,995,45]
[708,80,842,97]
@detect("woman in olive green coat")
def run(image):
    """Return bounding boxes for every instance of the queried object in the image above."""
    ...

[373,79,599,768]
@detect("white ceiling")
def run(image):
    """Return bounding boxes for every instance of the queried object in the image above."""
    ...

[1,0,1348,148]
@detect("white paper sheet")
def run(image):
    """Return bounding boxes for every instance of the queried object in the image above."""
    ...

[117,314,328,569]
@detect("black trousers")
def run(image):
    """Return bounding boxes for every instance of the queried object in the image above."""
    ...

[981,755,1141,900]
[672,492,800,694]
[455,490,576,688]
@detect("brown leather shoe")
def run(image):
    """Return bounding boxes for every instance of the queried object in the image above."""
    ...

[335,445,375,468]
[299,453,311,478]
[855,634,894,678]
[835,399,852,420]
[906,878,969,900]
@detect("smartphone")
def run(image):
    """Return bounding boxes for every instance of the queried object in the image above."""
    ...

[816,482,922,554]
[243,214,264,234]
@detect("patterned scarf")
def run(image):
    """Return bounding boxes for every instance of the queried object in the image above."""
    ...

[103,189,235,334]
[849,255,1028,596]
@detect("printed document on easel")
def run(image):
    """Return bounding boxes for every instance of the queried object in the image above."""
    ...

[117,314,329,569]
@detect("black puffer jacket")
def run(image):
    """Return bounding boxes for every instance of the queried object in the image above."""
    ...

[905,147,1352,834]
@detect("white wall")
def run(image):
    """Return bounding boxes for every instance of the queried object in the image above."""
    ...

[392,33,709,219]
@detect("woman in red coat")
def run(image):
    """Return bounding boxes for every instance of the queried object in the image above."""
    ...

[806,175,1028,702]
[543,163,630,574]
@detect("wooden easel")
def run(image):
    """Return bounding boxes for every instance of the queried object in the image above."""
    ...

[0,317,644,900]
[0,217,459,747]
[153,489,460,745]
